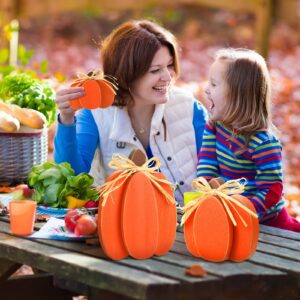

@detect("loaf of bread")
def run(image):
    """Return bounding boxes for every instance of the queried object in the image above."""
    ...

[0,111,20,132]
[0,101,46,129]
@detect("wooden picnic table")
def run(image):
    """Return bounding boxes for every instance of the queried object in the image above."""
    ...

[0,214,300,300]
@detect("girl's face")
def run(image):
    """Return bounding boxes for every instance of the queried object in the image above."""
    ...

[130,46,175,106]
[205,59,229,121]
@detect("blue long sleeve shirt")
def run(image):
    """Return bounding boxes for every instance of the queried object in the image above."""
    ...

[54,101,207,174]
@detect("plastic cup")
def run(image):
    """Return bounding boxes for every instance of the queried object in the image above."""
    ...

[183,191,205,206]
[9,200,37,235]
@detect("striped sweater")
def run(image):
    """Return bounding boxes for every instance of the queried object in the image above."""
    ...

[197,121,285,222]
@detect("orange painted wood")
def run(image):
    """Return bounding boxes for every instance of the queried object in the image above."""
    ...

[97,80,116,108]
[152,172,177,256]
[79,80,101,109]
[122,172,159,259]
[69,82,83,110]
[69,99,82,110]
[229,195,259,261]
[98,171,128,260]
[184,210,200,257]
[190,196,233,262]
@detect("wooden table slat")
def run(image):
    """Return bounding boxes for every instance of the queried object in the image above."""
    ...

[259,232,300,251]
[249,251,300,275]
[82,247,218,283]
[174,228,300,275]
[155,251,286,277]
[0,232,179,300]
[1,215,300,300]
[256,242,300,262]
[260,225,300,241]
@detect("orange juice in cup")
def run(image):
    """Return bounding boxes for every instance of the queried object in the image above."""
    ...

[9,200,37,235]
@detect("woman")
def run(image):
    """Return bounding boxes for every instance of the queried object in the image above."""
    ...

[54,20,207,204]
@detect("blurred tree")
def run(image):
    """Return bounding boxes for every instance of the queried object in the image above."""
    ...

[0,0,20,47]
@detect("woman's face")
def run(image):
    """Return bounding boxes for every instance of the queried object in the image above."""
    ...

[130,46,175,106]
[205,59,228,121]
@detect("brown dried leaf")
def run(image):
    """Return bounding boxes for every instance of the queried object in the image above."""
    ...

[185,265,207,277]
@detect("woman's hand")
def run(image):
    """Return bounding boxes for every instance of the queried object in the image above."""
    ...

[56,87,85,125]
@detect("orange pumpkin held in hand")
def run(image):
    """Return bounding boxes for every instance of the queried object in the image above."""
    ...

[79,80,102,109]
[98,151,177,260]
[69,71,116,110]
[69,82,83,110]
[97,80,116,108]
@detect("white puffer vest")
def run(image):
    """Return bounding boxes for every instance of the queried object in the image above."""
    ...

[90,86,197,204]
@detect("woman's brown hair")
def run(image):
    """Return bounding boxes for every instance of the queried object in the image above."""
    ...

[216,48,276,153]
[101,20,179,106]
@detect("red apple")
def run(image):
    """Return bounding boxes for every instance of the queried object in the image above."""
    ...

[15,184,34,198]
[64,210,83,232]
[74,215,97,236]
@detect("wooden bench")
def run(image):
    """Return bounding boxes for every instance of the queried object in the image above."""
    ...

[0,215,300,299]
[0,0,299,57]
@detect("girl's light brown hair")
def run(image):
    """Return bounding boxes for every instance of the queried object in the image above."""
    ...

[216,48,276,152]
[101,20,179,106]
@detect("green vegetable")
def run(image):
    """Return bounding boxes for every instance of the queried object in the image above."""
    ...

[0,73,56,126]
[28,162,99,208]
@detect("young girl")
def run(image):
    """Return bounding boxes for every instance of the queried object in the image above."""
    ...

[197,48,300,232]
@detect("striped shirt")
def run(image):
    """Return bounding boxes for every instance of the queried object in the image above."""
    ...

[197,121,285,222]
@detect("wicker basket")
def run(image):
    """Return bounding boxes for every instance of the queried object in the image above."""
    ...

[0,128,48,184]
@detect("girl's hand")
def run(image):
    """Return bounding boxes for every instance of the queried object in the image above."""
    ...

[56,87,85,125]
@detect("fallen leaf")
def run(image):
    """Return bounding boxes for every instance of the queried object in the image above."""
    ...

[185,265,207,277]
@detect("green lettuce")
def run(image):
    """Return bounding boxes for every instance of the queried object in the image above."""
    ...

[28,162,99,208]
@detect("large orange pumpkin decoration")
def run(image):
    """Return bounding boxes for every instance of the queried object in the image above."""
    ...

[182,177,259,262]
[98,152,177,260]
[70,70,116,110]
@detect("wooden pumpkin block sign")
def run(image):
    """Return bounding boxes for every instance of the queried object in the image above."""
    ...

[70,70,116,110]
[98,151,177,260]
[182,177,259,262]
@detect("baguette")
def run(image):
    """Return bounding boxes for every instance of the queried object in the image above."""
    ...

[0,111,20,132]
[0,101,46,129]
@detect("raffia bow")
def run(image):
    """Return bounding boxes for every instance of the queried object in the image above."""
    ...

[99,154,176,207]
[180,177,258,227]
[72,69,118,90]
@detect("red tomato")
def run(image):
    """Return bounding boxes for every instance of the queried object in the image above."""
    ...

[64,210,83,232]
[74,215,97,236]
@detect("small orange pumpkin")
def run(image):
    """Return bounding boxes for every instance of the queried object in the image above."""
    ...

[70,77,116,110]
[184,195,233,261]
[98,153,177,260]
[183,178,259,262]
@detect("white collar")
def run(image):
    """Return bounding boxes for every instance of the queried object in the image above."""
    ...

[109,104,166,142]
